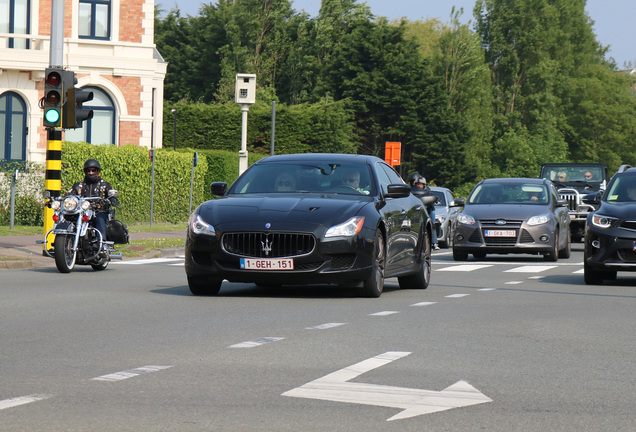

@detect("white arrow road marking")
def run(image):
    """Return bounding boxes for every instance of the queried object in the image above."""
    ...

[0,394,52,410]
[282,351,492,421]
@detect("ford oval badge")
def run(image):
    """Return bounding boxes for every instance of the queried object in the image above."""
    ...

[495,219,506,225]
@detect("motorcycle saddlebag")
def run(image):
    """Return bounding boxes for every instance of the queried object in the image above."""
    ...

[107,219,129,244]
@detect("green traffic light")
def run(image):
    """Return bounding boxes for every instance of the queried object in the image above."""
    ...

[45,109,60,123]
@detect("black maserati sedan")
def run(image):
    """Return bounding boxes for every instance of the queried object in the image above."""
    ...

[185,153,435,297]
[584,167,636,284]
[452,178,571,261]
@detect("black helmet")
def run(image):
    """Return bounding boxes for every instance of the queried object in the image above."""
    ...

[83,159,101,171]
[407,172,421,185]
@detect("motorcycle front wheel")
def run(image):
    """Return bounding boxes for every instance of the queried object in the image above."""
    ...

[54,234,77,273]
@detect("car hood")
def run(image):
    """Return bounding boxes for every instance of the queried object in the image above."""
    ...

[198,194,369,230]
[463,204,551,220]
[597,201,636,219]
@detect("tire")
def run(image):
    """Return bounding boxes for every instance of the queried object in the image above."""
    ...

[357,229,385,298]
[584,260,604,285]
[91,257,109,271]
[558,229,571,259]
[188,275,222,296]
[544,231,559,262]
[453,247,468,261]
[398,229,431,290]
[54,234,76,273]
[439,225,450,248]
[473,252,487,260]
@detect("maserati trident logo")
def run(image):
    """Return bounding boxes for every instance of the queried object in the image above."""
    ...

[261,237,273,256]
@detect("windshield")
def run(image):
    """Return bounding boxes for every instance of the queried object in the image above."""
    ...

[468,183,549,205]
[541,166,603,183]
[605,175,636,202]
[229,162,376,196]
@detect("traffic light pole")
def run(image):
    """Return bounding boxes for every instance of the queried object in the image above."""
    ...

[42,0,65,252]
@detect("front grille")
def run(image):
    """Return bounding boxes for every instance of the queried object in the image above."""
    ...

[617,250,636,263]
[222,232,315,258]
[620,220,636,232]
[558,189,579,211]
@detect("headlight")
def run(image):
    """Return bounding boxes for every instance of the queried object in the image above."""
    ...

[50,200,61,210]
[190,213,215,236]
[457,214,475,225]
[527,214,550,226]
[592,214,616,229]
[326,216,365,238]
[62,196,78,212]
[81,200,91,210]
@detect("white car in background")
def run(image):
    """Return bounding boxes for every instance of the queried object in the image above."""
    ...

[430,186,462,248]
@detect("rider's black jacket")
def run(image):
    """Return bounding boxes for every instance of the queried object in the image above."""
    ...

[68,177,118,211]
[411,185,436,211]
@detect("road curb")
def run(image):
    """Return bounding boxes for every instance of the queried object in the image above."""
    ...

[0,259,33,270]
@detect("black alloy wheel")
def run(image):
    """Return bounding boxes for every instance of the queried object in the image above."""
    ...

[357,229,385,298]
[398,228,431,290]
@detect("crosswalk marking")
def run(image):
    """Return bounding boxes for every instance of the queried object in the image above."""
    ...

[504,265,556,273]
[229,337,284,348]
[436,264,493,272]
[0,394,51,410]
[91,365,173,382]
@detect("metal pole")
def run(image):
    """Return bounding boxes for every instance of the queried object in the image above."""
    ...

[10,170,17,230]
[49,0,64,68]
[172,108,176,151]
[150,149,155,227]
[189,160,195,216]
[271,101,276,156]
[239,104,249,175]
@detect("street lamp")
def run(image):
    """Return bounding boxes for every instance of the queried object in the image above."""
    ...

[171,108,176,151]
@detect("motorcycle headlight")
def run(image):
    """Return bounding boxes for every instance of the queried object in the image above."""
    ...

[81,200,91,210]
[457,214,475,225]
[527,214,550,226]
[592,214,616,229]
[50,200,61,210]
[63,196,79,212]
[326,216,365,238]
[190,213,215,236]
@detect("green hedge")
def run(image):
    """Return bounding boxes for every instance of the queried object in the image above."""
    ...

[60,142,266,224]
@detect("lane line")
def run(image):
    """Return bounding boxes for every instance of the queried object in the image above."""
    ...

[369,311,400,316]
[229,337,284,348]
[410,302,437,307]
[91,365,173,382]
[306,323,347,330]
[0,394,52,410]
[436,264,493,272]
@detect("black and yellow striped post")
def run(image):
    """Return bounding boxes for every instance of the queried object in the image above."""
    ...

[43,128,62,252]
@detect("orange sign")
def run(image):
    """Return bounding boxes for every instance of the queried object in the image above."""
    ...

[384,142,401,167]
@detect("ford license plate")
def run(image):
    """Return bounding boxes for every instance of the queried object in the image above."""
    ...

[240,258,294,270]
[484,230,516,237]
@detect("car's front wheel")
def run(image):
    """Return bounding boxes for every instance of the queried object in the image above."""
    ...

[583,260,604,285]
[398,229,431,290]
[559,229,571,259]
[544,231,559,262]
[453,247,468,261]
[357,229,385,298]
[188,275,222,296]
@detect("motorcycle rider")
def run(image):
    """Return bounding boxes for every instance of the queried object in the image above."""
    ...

[68,159,118,244]
[408,172,440,250]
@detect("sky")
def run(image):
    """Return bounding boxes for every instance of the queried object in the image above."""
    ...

[159,0,635,69]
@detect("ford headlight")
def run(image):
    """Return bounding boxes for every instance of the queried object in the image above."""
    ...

[190,213,215,236]
[326,216,365,238]
[592,214,616,229]
[527,214,550,226]
[457,214,475,225]
[62,196,78,212]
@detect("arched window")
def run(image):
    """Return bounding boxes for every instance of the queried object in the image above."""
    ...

[65,87,116,145]
[0,91,27,161]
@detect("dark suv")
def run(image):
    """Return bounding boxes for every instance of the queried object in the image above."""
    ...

[540,163,607,241]
[583,167,636,284]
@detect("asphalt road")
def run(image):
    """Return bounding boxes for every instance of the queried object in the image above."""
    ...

[1,245,635,431]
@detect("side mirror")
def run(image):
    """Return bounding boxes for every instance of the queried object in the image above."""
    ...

[582,191,601,205]
[556,199,570,207]
[211,182,228,196]
[108,189,118,198]
[385,184,411,198]
[451,198,465,207]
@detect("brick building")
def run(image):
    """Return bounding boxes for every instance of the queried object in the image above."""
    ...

[0,0,167,164]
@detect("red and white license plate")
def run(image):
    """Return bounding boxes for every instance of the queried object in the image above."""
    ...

[484,229,516,237]
[240,258,294,270]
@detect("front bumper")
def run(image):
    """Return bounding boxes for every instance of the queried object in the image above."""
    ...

[585,225,636,271]
[453,221,556,255]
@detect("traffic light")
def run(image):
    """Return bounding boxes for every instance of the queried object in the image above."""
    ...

[62,73,94,129]
[43,68,63,128]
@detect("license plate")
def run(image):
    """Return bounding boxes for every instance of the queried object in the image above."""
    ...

[484,230,516,237]
[240,258,294,270]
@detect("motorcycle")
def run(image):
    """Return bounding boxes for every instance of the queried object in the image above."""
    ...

[44,190,128,273]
